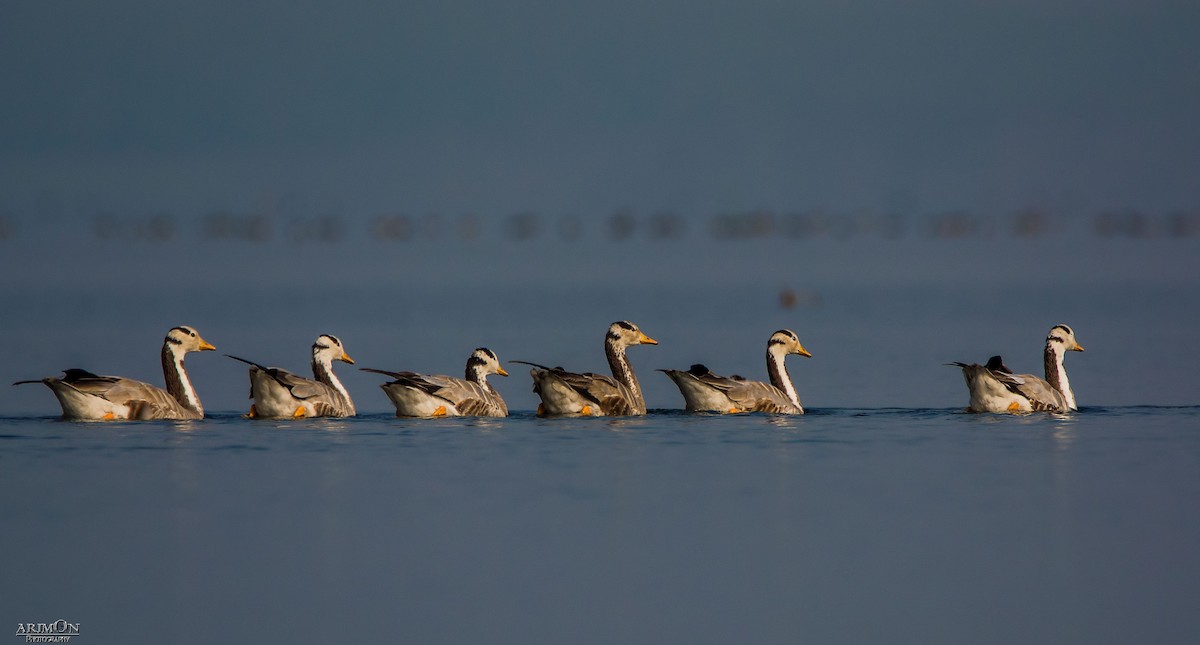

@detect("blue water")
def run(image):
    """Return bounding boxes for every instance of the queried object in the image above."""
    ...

[3,229,1198,643]
[2,407,1199,644]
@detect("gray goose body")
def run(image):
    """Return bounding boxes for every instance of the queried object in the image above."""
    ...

[14,326,216,420]
[227,334,356,418]
[661,329,811,414]
[515,321,658,417]
[952,324,1084,414]
[364,348,509,418]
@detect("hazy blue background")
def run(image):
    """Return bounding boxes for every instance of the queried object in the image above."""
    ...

[3,0,1199,215]
[3,0,1198,255]
[2,0,1198,413]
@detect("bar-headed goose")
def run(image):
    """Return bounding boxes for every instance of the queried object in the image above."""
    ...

[951,324,1085,413]
[226,334,356,418]
[513,321,658,417]
[14,326,216,420]
[661,329,812,414]
[362,347,509,417]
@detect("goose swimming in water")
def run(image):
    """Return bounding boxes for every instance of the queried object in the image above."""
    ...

[362,347,510,418]
[14,325,216,420]
[951,324,1085,413]
[226,334,356,418]
[513,321,658,417]
[660,329,812,414]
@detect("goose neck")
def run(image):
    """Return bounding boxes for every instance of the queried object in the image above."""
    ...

[161,342,202,415]
[313,355,355,415]
[766,347,801,409]
[606,340,645,413]
[1043,341,1076,410]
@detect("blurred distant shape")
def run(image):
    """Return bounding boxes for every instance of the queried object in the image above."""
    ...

[202,212,271,243]
[1094,209,1200,239]
[93,212,175,242]
[9,208,1197,246]
[505,212,542,241]
[286,215,345,243]
[778,287,822,310]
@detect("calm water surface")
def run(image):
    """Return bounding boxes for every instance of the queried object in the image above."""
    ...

[3,407,1198,644]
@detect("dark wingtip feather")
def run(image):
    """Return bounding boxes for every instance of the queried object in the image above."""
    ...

[224,354,269,371]
[359,367,409,380]
[61,368,108,382]
[985,355,1013,373]
[509,360,553,371]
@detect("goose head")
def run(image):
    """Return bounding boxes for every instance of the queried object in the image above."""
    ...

[606,321,658,349]
[312,334,355,365]
[165,326,216,354]
[467,347,509,378]
[1046,325,1084,353]
[768,329,812,358]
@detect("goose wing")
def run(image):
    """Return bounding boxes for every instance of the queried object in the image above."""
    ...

[268,369,332,400]
[359,368,418,381]
[678,364,747,389]
[1009,373,1071,412]
[660,365,744,412]
[366,369,505,417]
[55,370,189,419]
[228,354,331,401]
[722,379,801,414]
[570,371,639,415]
[122,390,195,419]
[400,374,483,405]
[269,372,350,416]
[664,365,799,414]
[513,361,637,416]
[55,369,124,397]
[416,375,504,416]
[547,368,638,415]
[447,381,506,417]
[950,360,1068,413]
[365,371,455,402]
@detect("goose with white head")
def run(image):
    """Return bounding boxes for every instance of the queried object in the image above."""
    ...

[513,321,658,417]
[951,324,1085,413]
[226,334,357,418]
[14,325,217,420]
[661,329,812,414]
[362,347,510,417]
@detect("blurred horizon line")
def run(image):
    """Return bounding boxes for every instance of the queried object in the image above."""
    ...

[2,206,1197,245]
